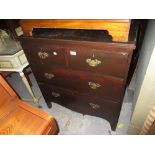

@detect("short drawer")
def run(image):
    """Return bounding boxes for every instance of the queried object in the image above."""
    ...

[20,37,66,67]
[66,45,131,78]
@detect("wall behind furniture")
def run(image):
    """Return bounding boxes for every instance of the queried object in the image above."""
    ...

[128,20,155,134]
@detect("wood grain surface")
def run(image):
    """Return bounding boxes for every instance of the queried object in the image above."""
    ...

[0,75,58,135]
[20,19,131,42]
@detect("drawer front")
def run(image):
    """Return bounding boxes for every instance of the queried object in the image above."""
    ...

[20,37,66,66]
[31,65,78,90]
[32,64,124,102]
[0,61,13,69]
[70,70,124,102]
[75,95,121,130]
[66,45,131,78]
[77,94,121,114]
[38,83,78,108]
[38,83,121,114]
[38,83,121,130]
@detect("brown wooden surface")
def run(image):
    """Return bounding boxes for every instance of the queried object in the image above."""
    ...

[0,75,58,135]
[20,19,131,42]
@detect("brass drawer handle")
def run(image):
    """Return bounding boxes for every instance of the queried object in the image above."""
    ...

[38,51,49,59]
[44,73,54,79]
[51,92,60,97]
[89,102,100,110]
[86,58,101,67]
[88,81,101,89]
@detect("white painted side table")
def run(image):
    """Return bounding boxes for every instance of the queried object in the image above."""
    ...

[0,38,41,107]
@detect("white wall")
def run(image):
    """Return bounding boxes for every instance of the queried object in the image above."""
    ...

[128,20,155,134]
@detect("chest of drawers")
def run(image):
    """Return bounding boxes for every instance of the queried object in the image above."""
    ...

[20,21,138,130]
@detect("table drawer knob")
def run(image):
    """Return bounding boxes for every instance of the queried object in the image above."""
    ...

[44,73,54,79]
[51,92,60,97]
[38,51,49,59]
[86,58,101,67]
[88,81,101,89]
[89,102,100,110]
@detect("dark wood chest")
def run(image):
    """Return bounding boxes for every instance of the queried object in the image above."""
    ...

[20,23,138,130]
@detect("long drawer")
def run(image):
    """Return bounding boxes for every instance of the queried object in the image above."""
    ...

[38,83,121,130]
[31,64,124,102]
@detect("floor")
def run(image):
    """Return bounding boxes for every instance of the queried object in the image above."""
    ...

[6,68,135,135]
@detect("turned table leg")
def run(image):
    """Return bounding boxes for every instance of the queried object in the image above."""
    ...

[19,71,41,108]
